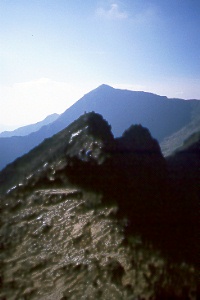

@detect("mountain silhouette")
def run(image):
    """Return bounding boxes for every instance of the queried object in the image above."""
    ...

[0,113,59,138]
[0,84,199,170]
[0,112,166,195]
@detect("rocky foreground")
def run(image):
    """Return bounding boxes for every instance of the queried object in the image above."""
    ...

[0,113,199,299]
[0,185,198,300]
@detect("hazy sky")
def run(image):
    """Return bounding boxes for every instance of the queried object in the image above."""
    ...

[0,0,200,130]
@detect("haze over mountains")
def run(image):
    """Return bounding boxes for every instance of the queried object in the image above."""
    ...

[0,84,199,171]
[0,113,59,137]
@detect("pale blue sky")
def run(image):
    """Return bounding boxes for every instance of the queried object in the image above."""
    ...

[0,0,200,129]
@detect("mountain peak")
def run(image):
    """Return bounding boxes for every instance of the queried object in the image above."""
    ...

[0,85,199,172]
[95,84,114,91]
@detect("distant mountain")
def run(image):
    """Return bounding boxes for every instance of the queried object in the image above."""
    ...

[160,104,200,156]
[0,113,59,137]
[167,129,200,181]
[0,84,199,170]
[0,124,17,133]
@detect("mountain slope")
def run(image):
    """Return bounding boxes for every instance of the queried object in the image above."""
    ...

[1,187,197,300]
[0,113,59,137]
[0,112,198,299]
[0,112,198,266]
[0,84,199,170]
[160,103,200,156]
[0,113,114,195]
[0,112,166,196]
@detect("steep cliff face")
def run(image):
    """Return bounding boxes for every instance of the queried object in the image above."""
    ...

[0,112,199,299]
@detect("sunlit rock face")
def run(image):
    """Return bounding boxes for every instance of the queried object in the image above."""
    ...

[0,112,199,299]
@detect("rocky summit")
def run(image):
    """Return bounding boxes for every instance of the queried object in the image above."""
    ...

[0,112,199,299]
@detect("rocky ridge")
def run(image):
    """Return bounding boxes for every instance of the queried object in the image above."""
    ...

[0,112,199,299]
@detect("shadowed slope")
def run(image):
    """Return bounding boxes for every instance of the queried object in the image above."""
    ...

[0,112,199,299]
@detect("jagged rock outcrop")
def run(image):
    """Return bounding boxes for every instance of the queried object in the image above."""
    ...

[65,112,114,164]
[0,112,199,299]
[0,112,114,195]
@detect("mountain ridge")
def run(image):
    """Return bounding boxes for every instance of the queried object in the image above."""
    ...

[0,113,59,138]
[160,114,200,156]
[0,84,199,170]
[0,112,165,195]
[0,111,198,299]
